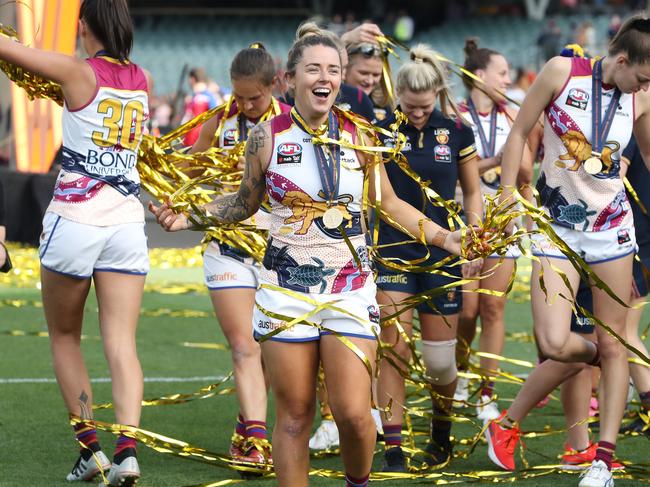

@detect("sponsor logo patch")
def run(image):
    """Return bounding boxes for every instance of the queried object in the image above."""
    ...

[617,228,631,245]
[223,128,237,145]
[565,88,589,110]
[256,319,289,331]
[206,272,238,283]
[434,144,451,163]
[376,274,408,284]
[368,305,380,324]
[277,142,303,164]
[576,316,595,327]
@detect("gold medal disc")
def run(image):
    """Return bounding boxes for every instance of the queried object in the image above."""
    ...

[323,207,344,229]
[584,157,603,175]
[482,168,498,184]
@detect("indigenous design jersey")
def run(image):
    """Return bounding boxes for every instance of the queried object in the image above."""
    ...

[206,99,290,264]
[377,109,477,265]
[459,102,511,194]
[537,57,634,232]
[213,99,290,148]
[262,111,371,294]
[47,56,149,226]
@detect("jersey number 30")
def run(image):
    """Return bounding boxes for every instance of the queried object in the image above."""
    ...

[91,98,144,150]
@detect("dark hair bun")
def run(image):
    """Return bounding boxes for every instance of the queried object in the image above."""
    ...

[464,38,479,56]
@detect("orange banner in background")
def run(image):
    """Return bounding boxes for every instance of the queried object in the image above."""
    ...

[11,0,80,173]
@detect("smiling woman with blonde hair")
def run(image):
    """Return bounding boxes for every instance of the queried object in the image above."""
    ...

[375,43,483,472]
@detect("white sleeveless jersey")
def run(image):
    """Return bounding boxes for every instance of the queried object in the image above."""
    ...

[47,57,149,225]
[262,111,372,294]
[460,103,511,196]
[217,104,257,148]
[539,57,634,232]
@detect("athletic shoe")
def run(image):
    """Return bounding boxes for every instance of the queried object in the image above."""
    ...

[66,449,110,481]
[308,419,339,450]
[561,442,624,471]
[229,433,244,457]
[535,395,550,408]
[381,446,407,472]
[476,395,501,423]
[454,376,470,406]
[423,438,452,467]
[103,455,140,487]
[232,442,273,479]
[620,414,649,436]
[578,460,614,487]
[485,411,520,471]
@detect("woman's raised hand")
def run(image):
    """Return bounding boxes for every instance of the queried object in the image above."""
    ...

[148,200,191,232]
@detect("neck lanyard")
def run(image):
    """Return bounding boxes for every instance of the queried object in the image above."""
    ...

[467,98,498,158]
[290,107,343,229]
[290,107,341,204]
[219,97,280,145]
[584,58,621,175]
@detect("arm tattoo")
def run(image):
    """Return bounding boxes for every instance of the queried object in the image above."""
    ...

[79,390,92,420]
[247,124,268,156]
[205,124,268,223]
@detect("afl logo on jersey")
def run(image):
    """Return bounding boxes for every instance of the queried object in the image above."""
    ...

[434,144,451,163]
[277,142,303,164]
[223,128,237,145]
[566,88,589,110]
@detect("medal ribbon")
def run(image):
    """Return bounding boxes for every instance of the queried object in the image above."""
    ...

[591,58,622,158]
[290,107,341,204]
[467,98,497,158]
[237,113,248,144]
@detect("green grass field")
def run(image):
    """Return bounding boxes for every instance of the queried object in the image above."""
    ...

[1,247,649,486]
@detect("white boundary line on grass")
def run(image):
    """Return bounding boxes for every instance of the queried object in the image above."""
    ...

[0,375,226,384]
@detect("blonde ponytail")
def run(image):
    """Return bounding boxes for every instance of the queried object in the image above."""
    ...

[396,44,462,119]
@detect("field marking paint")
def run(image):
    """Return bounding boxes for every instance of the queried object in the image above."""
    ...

[0,375,227,384]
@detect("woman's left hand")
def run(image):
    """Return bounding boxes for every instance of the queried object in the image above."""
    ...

[462,258,484,278]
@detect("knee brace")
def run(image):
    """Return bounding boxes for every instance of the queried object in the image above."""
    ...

[421,339,458,386]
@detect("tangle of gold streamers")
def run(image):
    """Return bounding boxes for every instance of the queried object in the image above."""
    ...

[4,25,650,480]
[0,23,64,104]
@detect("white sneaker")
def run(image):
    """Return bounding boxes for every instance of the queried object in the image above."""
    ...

[103,456,140,486]
[454,376,470,406]
[371,408,384,435]
[476,395,501,423]
[66,450,110,481]
[308,419,340,450]
[578,460,614,487]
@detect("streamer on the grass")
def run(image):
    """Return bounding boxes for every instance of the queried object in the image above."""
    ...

[74,416,618,483]
[93,374,234,410]
[7,27,650,476]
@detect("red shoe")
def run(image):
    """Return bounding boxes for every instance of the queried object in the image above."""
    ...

[561,442,624,470]
[229,433,245,458]
[235,438,273,466]
[485,411,520,471]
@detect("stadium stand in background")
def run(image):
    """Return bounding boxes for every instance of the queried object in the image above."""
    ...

[131,13,615,97]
